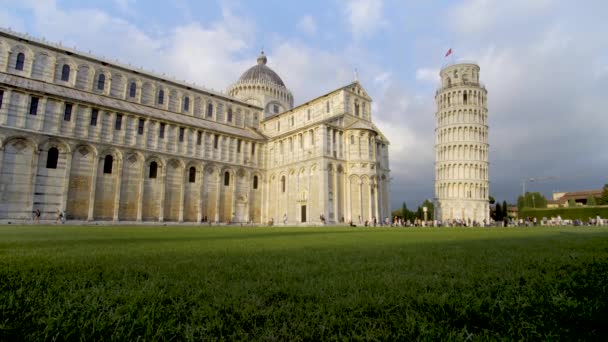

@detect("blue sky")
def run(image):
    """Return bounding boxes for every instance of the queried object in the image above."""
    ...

[2,0,607,210]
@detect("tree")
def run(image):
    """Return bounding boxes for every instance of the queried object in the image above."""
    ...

[517,192,548,211]
[568,198,577,207]
[401,202,408,220]
[502,200,509,219]
[600,184,608,205]
[489,196,496,205]
[495,203,502,220]
[587,195,597,206]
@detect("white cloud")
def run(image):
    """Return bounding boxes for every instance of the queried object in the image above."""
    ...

[344,0,387,39]
[448,0,555,34]
[297,15,317,36]
[415,68,440,84]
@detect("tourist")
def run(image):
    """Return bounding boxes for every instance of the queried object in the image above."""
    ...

[283,214,287,225]
[33,208,41,222]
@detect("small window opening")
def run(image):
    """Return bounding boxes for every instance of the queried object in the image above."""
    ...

[46,147,59,169]
[63,103,72,121]
[189,167,196,183]
[61,64,70,81]
[224,171,230,186]
[149,161,158,178]
[103,155,113,174]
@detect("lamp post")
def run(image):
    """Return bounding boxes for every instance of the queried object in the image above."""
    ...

[423,206,428,225]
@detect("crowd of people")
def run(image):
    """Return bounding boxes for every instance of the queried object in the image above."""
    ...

[26,209,607,228]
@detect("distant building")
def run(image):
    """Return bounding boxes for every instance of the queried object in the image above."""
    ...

[547,189,603,208]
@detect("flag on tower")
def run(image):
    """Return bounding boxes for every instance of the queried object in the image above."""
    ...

[445,48,452,57]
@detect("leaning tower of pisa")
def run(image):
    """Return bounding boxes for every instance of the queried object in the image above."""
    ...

[434,62,489,224]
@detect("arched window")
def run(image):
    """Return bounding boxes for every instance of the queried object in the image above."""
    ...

[157,89,164,105]
[61,64,70,81]
[227,107,233,122]
[149,161,158,178]
[253,175,258,190]
[183,96,190,112]
[129,82,137,98]
[224,171,230,186]
[46,147,59,169]
[97,74,105,90]
[207,103,213,117]
[350,135,355,144]
[355,102,360,116]
[189,167,196,183]
[15,52,25,71]
[281,176,286,193]
[463,92,468,105]
[103,155,113,174]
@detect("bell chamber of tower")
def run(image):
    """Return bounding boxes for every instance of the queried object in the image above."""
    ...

[434,62,490,224]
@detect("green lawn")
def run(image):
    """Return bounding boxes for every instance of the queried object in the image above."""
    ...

[1,226,607,340]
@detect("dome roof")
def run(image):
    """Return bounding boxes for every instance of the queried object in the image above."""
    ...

[237,51,286,87]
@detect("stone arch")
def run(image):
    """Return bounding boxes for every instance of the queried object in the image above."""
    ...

[75,64,94,90]
[110,71,126,98]
[141,81,155,105]
[93,147,122,220]
[93,68,110,94]
[65,143,97,219]
[7,44,34,74]
[141,155,164,221]
[168,89,180,112]
[54,57,77,84]
[0,40,9,71]
[119,151,144,221]
[0,136,37,219]
[183,161,201,222]
[219,166,236,222]
[30,51,55,81]
[164,158,185,221]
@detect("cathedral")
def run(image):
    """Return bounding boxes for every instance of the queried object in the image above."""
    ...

[0,28,391,224]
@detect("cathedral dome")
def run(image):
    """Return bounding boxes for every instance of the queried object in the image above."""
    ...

[237,51,285,87]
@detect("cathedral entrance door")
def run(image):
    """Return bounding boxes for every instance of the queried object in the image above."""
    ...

[301,205,307,223]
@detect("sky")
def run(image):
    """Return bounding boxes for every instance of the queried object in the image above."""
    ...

[1,0,607,210]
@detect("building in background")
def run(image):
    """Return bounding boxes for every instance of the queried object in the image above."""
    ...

[0,28,390,224]
[547,189,603,208]
[434,62,489,223]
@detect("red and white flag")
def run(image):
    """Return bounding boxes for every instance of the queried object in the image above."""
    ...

[445,48,452,57]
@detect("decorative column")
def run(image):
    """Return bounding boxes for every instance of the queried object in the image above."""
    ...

[333,169,338,223]
[87,154,100,221]
[231,174,237,222]
[136,159,145,222]
[112,156,123,222]
[376,179,383,221]
[178,166,186,223]
[373,182,379,221]
[0,89,11,125]
[215,170,221,222]
[345,173,351,222]
[358,180,363,223]
[319,163,328,223]
[197,163,205,223]
[60,148,73,212]
[26,148,40,218]
[158,163,166,222]
[368,182,373,222]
